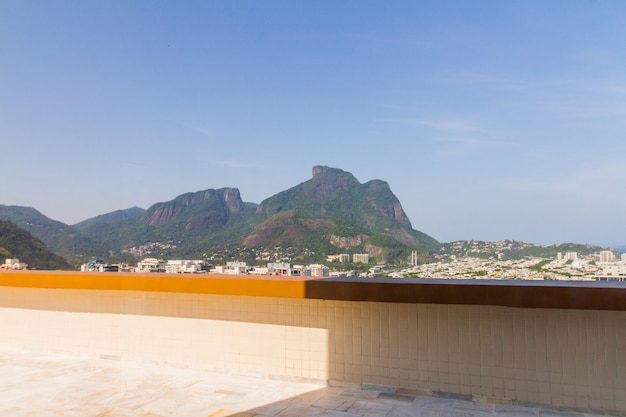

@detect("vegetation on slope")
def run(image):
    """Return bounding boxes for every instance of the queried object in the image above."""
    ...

[0,220,71,270]
[0,205,112,264]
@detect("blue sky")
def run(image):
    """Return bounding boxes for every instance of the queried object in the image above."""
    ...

[2,1,626,246]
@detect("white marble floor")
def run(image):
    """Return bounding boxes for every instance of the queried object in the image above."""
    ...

[0,346,611,417]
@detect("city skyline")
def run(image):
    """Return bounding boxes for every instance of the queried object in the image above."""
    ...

[2,1,626,246]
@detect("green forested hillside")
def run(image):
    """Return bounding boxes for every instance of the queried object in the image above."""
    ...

[0,220,71,270]
[0,205,110,265]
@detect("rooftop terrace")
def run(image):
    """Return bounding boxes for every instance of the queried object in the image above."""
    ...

[1,271,625,415]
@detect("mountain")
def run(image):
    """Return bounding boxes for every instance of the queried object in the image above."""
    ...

[0,205,109,265]
[145,188,248,230]
[0,167,440,265]
[0,220,71,270]
[76,187,258,259]
[253,166,438,246]
[246,166,439,262]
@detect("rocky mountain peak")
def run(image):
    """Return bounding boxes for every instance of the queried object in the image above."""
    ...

[222,188,244,214]
[312,165,329,177]
[251,166,439,253]
[147,187,245,228]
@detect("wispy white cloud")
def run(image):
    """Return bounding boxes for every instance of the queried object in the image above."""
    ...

[377,117,485,133]
[434,136,500,146]
[212,159,267,169]
[446,71,538,92]
[376,116,508,150]
[508,162,626,208]
[417,119,485,133]
[448,69,626,97]
[345,31,434,49]
[447,70,626,121]
[178,120,215,138]
[590,74,626,95]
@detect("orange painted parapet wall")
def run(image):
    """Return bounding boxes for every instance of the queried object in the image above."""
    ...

[2,270,626,311]
[0,270,307,299]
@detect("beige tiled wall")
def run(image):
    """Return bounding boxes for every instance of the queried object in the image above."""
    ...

[0,286,624,412]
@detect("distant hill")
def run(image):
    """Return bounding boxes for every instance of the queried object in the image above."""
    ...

[439,240,611,260]
[0,220,71,270]
[0,167,440,265]
[0,205,109,265]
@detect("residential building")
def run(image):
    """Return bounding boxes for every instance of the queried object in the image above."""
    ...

[599,250,615,263]
[352,253,369,263]
[267,262,302,276]
[564,252,578,261]
[164,260,209,274]
[303,264,330,277]
[136,258,166,273]
[1,258,27,270]
[598,263,626,278]
[215,261,248,274]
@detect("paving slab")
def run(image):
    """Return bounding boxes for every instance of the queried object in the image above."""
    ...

[0,346,616,417]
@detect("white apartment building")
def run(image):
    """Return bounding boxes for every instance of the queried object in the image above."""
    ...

[599,263,626,278]
[1,259,27,270]
[136,258,166,273]
[563,252,578,261]
[599,250,616,263]
[352,254,369,263]
[303,264,330,277]
[164,260,208,274]
[214,261,248,274]
[267,262,302,276]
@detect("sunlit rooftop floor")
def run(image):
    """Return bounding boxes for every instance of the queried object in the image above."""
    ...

[0,346,612,417]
